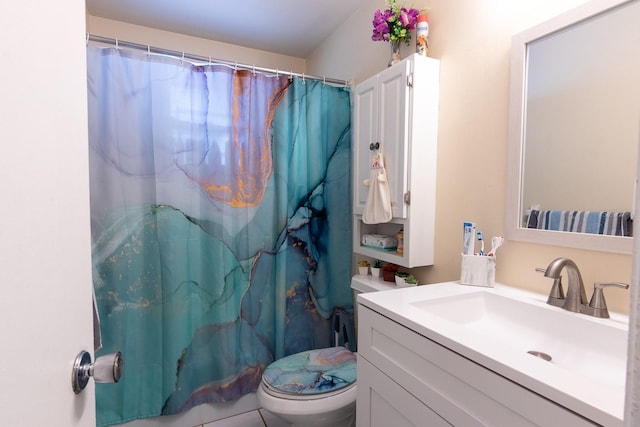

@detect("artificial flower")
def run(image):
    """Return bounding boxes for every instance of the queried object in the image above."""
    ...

[371,0,420,45]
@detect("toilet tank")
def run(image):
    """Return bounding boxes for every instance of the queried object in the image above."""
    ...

[351,274,397,294]
[350,274,396,351]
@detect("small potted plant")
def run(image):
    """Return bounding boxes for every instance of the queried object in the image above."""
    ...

[371,260,383,277]
[357,260,370,275]
[404,275,418,287]
[395,271,409,287]
[382,263,400,282]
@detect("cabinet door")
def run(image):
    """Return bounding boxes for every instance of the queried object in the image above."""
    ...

[352,75,378,215]
[356,357,451,427]
[377,60,410,219]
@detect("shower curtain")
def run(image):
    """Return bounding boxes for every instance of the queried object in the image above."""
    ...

[86,45,352,427]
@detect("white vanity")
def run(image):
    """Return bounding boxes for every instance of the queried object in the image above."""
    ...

[355,281,627,426]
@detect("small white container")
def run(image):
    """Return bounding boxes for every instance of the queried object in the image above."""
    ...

[358,266,369,275]
[370,267,381,277]
[460,254,495,287]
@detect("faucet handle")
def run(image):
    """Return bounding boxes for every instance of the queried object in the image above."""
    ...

[586,282,629,318]
[535,267,565,306]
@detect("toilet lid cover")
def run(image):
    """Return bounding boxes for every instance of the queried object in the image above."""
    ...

[262,347,356,395]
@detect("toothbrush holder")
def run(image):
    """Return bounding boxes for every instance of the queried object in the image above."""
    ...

[460,254,495,287]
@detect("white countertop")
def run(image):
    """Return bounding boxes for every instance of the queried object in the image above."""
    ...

[355,278,629,427]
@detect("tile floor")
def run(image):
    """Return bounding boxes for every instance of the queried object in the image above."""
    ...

[199,409,290,427]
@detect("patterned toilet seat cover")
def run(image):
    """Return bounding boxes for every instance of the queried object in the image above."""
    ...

[262,347,357,395]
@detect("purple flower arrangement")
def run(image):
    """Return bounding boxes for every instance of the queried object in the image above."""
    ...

[372,0,420,45]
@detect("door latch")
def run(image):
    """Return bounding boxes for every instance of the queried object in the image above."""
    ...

[72,350,123,394]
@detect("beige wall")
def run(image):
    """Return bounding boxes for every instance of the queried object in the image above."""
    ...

[307,0,632,314]
[87,1,633,314]
[87,15,306,73]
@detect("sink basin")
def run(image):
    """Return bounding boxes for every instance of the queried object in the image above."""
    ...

[410,291,628,388]
[357,281,629,426]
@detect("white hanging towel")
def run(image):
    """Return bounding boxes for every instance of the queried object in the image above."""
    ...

[362,151,392,224]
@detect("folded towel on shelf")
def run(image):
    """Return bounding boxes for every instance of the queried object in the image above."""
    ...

[544,210,574,232]
[527,209,632,237]
[361,233,398,250]
[571,211,603,234]
[572,211,633,236]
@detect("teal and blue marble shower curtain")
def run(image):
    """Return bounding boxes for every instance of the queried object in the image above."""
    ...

[87,45,352,426]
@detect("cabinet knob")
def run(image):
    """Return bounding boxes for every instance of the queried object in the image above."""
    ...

[369,142,380,151]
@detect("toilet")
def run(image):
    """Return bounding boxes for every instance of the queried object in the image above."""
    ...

[256,274,395,426]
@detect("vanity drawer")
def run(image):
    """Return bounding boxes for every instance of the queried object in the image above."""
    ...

[357,305,596,427]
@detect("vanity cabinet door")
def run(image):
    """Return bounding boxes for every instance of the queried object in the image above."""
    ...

[356,357,450,427]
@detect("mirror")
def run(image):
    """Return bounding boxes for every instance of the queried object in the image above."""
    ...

[506,0,640,254]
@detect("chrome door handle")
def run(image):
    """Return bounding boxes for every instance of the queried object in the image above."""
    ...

[72,350,123,394]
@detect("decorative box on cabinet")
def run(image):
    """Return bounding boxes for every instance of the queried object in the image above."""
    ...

[351,54,439,268]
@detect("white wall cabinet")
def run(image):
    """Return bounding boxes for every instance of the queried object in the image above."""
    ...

[351,54,439,268]
[356,304,598,427]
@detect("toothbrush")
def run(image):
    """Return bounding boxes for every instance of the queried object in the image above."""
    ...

[487,236,504,257]
[477,231,484,255]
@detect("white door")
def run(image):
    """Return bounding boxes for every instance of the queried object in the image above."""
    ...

[0,1,96,426]
[352,75,378,215]
[352,60,411,219]
[377,61,410,219]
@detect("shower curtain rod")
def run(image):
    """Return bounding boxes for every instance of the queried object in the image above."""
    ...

[87,34,351,87]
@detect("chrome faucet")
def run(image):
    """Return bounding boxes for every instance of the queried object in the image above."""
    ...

[538,257,629,318]
[542,257,587,313]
